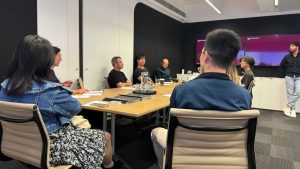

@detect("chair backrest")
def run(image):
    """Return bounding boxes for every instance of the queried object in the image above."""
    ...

[0,101,50,168]
[248,80,255,94]
[104,77,110,89]
[77,77,84,89]
[164,108,260,169]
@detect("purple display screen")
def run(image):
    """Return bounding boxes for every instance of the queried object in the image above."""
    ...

[195,34,300,66]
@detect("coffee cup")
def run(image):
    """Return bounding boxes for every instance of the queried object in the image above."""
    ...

[159,78,165,86]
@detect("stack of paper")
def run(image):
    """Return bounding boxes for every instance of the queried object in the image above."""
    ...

[72,95,90,99]
[121,87,134,90]
[83,90,104,96]
[163,94,172,97]
[84,101,109,107]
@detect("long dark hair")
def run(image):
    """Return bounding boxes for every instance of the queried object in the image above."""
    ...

[6,35,54,96]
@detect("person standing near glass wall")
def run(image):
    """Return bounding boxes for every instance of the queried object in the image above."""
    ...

[280,41,300,118]
[155,58,171,81]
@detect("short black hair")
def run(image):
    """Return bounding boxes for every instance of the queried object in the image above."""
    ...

[53,46,61,54]
[161,57,169,62]
[290,41,300,47]
[6,35,54,96]
[111,56,121,67]
[135,53,145,61]
[204,29,241,69]
[241,56,255,68]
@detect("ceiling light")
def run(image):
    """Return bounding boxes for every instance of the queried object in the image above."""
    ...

[274,0,279,6]
[247,37,260,40]
[205,0,222,14]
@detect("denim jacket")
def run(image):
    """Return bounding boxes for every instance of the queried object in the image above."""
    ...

[0,79,82,134]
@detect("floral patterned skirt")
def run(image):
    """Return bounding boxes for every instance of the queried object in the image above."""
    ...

[49,124,106,169]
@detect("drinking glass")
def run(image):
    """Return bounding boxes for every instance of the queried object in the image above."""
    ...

[141,72,149,84]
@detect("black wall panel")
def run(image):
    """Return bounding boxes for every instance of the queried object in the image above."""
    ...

[134,3,183,80]
[0,0,37,82]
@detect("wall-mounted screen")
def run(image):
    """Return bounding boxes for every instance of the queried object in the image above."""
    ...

[195,34,300,66]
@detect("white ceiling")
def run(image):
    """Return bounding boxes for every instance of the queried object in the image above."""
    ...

[143,0,300,23]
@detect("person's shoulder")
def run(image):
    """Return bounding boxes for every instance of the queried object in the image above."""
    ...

[27,80,71,94]
[110,69,120,74]
[282,53,291,59]
[233,83,251,97]
[120,70,126,75]
[156,67,163,71]
[109,69,117,76]
[144,67,149,71]
[174,78,201,91]
[245,70,253,75]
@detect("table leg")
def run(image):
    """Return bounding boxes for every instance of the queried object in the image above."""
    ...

[103,112,107,131]
[111,113,116,154]
[163,108,166,123]
[155,110,160,124]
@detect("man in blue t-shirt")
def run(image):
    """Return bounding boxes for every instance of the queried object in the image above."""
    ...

[151,29,252,169]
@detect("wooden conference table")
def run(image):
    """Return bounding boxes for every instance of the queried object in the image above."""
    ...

[76,83,177,153]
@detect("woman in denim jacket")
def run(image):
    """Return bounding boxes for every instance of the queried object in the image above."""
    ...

[0,35,125,169]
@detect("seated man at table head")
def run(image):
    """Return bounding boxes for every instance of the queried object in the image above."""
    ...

[50,46,88,94]
[108,56,132,88]
[155,58,172,81]
[151,28,252,169]
[133,53,152,84]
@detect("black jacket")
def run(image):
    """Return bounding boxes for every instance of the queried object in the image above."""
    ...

[280,53,300,77]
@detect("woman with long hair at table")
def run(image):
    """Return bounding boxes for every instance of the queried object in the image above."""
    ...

[0,35,129,169]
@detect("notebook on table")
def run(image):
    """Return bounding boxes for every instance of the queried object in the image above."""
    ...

[119,93,151,100]
[103,95,141,104]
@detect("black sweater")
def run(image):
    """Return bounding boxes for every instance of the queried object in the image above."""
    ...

[280,53,300,77]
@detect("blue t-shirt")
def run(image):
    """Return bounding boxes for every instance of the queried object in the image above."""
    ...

[155,67,171,81]
[170,72,251,111]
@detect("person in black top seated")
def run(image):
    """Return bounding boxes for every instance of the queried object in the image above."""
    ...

[49,47,72,86]
[108,56,132,88]
[50,46,88,94]
[240,56,255,90]
[155,58,172,82]
[133,53,152,84]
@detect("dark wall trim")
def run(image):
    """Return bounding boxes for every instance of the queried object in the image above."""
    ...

[79,0,83,80]
[0,0,37,83]
[182,14,300,77]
